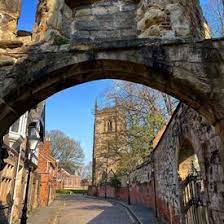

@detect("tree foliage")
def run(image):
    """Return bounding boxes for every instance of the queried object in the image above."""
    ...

[78,161,92,182]
[46,130,84,174]
[99,81,177,178]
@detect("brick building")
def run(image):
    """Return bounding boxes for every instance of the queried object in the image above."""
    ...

[56,168,81,190]
[37,140,57,207]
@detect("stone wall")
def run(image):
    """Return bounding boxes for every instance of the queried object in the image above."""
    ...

[137,0,209,38]
[0,0,209,43]
[0,0,21,41]
[32,0,209,43]
[134,103,224,223]
[89,103,224,224]
[33,0,73,43]
[71,0,138,42]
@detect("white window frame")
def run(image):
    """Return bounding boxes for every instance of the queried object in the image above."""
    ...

[9,112,29,147]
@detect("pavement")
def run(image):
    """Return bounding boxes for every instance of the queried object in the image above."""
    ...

[27,199,61,224]
[28,195,137,224]
[111,200,164,224]
[27,194,164,224]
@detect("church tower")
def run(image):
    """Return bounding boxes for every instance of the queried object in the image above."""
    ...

[92,101,125,185]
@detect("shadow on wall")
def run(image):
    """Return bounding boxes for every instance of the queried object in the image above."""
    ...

[0,200,9,224]
[0,192,13,224]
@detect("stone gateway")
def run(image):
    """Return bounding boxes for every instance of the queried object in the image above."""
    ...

[0,0,223,223]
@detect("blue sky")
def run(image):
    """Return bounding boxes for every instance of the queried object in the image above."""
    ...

[46,80,113,164]
[18,0,208,164]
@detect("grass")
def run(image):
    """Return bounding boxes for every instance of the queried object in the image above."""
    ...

[56,189,88,194]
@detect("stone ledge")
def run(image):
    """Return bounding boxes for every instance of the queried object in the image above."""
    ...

[0,40,23,49]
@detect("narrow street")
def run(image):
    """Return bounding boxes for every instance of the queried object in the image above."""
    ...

[28,195,137,224]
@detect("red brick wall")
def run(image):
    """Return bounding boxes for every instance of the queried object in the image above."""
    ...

[37,141,57,207]
[56,168,82,190]
[88,183,180,224]
[130,183,155,209]
[63,175,81,189]
[156,197,180,224]
[115,187,128,202]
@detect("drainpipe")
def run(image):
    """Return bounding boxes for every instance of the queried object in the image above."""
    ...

[9,146,22,224]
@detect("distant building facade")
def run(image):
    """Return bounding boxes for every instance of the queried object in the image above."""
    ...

[92,103,125,185]
[56,168,81,190]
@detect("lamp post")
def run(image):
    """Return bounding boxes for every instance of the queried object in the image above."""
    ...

[104,170,107,199]
[20,121,40,224]
[127,179,131,205]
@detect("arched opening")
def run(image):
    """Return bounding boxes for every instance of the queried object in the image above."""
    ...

[17,0,38,32]
[1,56,219,138]
[178,139,200,181]
[13,0,38,43]
[0,74,223,223]
[178,138,209,224]
[0,51,223,223]
[107,120,113,133]
[0,0,224,222]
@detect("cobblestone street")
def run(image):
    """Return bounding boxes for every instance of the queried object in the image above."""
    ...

[28,195,136,224]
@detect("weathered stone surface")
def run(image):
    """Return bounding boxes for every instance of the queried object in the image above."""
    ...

[0,0,21,41]
[137,0,208,39]
[0,55,16,66]
[128,103,224,223]
[0,37,223,138]
[33,0,73,43]
[72,1,138,41]
[0,1,223,223]
[0,40,23,49]
[30,0,210,42]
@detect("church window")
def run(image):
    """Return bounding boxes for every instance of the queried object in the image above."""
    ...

[107,120,113,132]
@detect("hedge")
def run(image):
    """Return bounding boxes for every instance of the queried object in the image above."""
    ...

[56,189,88,194]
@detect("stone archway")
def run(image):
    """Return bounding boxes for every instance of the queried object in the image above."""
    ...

[0,0,223,223]
[0,38,224,178]
[1,38,224,137]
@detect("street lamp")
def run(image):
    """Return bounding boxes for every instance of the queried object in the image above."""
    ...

[127,179,131,205]
[20,121,40,224]
[103,170,107,199]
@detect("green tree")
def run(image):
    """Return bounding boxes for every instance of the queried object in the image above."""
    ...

[99,81,177,178]
[46,130,84,174]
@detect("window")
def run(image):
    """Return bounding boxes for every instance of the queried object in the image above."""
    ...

[10,112,28,135]
[17,0,38,32]
[10,119,20,133]
[107,120,113,132]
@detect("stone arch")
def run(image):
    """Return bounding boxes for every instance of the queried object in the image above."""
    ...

[177,138,200,180]
[175,119,210,223]
[0,39,224,182]
[176,126,207,182]
[1,38,224,138]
